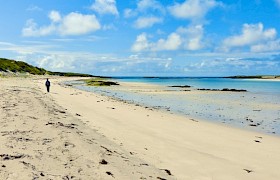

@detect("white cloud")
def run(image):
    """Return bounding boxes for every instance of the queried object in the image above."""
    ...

[22,11,101,36]
[168,0,220,20]
[131,32,182,52]
[124,0,165,28]
[2,40,280,76]
[137,0,165,13]
[251,40,280,52]
[91,0,119,16]
[49,11,61,22]
[58,12,101,36]
[152,33,182,51]
[134,16,163,29]
[36,54,75,70]
[223,23,277,50]
[177,24,204,50]
[131,33,150,52]
[131,24,204,52]
[22,19,56,37]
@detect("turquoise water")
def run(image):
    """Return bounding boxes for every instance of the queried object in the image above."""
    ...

[115,77,280,95]
[68,77,280,135]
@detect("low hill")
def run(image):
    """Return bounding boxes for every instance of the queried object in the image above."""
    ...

[0,58,94,77]
[0,58,47,75]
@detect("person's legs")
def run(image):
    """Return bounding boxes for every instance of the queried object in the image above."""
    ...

[47,86,50,92]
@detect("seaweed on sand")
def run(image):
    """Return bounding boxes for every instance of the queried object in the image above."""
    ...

[84,78,119,86]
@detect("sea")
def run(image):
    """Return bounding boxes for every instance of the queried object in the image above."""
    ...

[68,77,280,135]
[115,77,280,95]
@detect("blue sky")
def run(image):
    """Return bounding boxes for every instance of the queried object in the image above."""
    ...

[1,0,280,76]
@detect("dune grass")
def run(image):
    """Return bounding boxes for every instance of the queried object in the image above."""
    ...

[0,58,46,75]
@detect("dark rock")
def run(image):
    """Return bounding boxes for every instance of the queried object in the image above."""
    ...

[169,85,191,88]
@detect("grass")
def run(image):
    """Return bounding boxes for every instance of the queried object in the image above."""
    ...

[0,58,47,75]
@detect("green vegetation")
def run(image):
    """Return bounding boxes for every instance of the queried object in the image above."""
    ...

[84,78,119,86]
[48,71,94,77]
[0,58,47,75]
[0,58,94,77]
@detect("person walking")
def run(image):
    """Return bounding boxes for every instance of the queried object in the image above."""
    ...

[45,78,51,92]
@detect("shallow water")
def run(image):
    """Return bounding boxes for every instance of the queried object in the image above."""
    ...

[67,78,280,135]
[116,77,280,95]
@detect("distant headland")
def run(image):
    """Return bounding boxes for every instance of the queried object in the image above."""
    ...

[224,75,280,79]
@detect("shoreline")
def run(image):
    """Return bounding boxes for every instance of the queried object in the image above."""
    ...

[239,78,280,82]
[1,76,280,179]
[70,78,280,135]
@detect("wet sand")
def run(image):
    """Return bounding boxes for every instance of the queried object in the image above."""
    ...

[74,80,280,135]
[1,76,280,179]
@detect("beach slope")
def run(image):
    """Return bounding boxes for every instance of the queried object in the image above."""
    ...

[0,77,170,180]
[1,76,280,180]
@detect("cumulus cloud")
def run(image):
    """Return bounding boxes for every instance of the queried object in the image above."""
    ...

[134,16,163,29]
[22,11,101,36]
[124,0,165,28]
[222,23,277,50]
[49,11,61,22]
[168,0,220,20]
[58,12,101,35]
[131,32,183,52]
[152,33,182,51]
[177,24,204,50]
[131,24,204,52]
[90,0,119,16]
[36,54,75,70]
[131,33,150,52]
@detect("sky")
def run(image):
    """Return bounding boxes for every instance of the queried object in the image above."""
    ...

[1,0,280,76]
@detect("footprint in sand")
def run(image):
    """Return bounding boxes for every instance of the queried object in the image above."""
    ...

[99,159,108,165]
[160,169,172,176]
[64,142,76,148]
[243,169,253,173]
[106,171,114,178]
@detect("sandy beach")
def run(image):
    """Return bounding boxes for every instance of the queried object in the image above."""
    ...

[1,76,280,180]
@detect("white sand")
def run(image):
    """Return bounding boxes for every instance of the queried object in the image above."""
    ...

[1,76,280,180]
[0,77,170,180]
